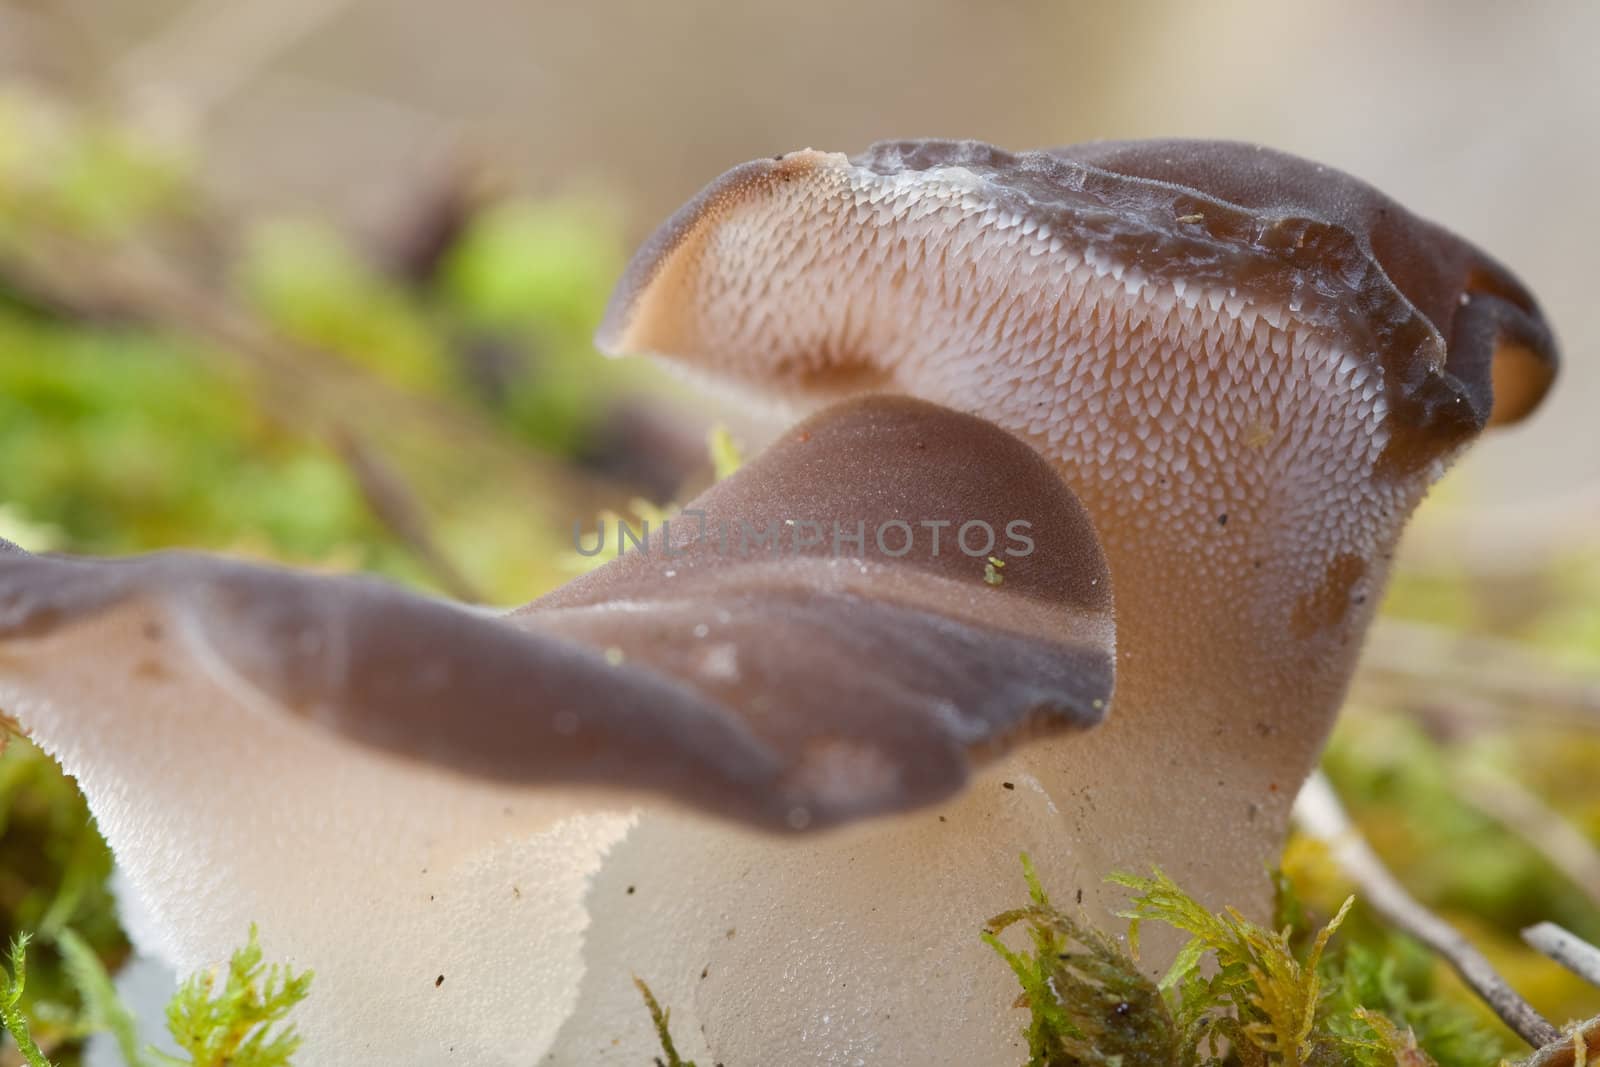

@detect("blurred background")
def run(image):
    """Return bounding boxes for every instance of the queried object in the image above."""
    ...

[0,2,1596,1064]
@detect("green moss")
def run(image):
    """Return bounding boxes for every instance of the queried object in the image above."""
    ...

[2,935,55,1067]
[237,219,450,393]
[438,198,630,456]
[0,89,190,243]
[981,857,1495,1067]
[633,976,697,1067]
[440,199,622,336]
[0,313,382,563]
[983,854,1181,1065]
[54,928,147,1067]
[1320,710,1600,1031]
[1117,869,1384,1066]
[0,736,126,1066]
[156,925,312,1067]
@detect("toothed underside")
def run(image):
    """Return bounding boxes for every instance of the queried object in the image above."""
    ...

[609,152,1433,599]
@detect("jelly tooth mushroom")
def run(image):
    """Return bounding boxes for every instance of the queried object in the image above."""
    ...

[598,138,1559,928]
[0,395,1114,1066]
[536,141,1537,1067]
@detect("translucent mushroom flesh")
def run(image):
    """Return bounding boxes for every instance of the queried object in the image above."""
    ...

[599,136,1560,948]
[0,395,1114,1065]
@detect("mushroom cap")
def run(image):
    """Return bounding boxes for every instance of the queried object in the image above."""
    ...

[1042,139,1559,431]
[0,395,1113,834]
[599,139,1558,477]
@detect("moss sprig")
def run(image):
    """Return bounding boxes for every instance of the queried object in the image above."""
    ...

[1,934,54,1067]
[982,853,1181,1065]
[633,975,697,1067]
[986,857,1460,1067]
[155,925,312,1067]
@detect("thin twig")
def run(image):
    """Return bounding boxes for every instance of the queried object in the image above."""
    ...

[332,430,483,603]
[1,0,118,101]
[0,233,636,592]
[1457,766,1600,912]
[1358,617,1600,730]
[253,71,459,142]
[1522,923,1600,989]
[0,236,619,506]
[1397,488,1600,578]
[1293,771,1563,1049]
[115,0,368,134]
[0,239,481,599]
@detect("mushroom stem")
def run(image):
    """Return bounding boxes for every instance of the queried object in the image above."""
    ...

[599,138,1560,937]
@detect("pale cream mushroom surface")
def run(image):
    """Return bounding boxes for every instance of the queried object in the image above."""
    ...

[593,138,1561,1061]
[0,396,1117,1065]
[0,137,1562,1067]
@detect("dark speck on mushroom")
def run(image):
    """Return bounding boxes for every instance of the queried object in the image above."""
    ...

[435,975,444,988]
